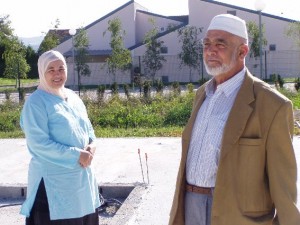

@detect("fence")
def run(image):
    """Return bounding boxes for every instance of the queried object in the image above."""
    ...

[65,50,300,87]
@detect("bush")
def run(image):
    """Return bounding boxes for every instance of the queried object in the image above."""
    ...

[97,85,106,102]
[172,81,181,95]
[4,89,12,100]
[123,84,130,99]
[87,91,194,130]
[186,83,194,93]
[164,96,193,126]
[0,102,22,132]
[154,79,164,93]
[295,77,300,92]
[271,74,284,89]
[2,83,300,138]
[143,81,152,98]
[110,82,119,95]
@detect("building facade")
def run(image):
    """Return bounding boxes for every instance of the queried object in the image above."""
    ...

[54,0,299,87]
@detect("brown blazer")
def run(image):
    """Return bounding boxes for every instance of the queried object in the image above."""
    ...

[169,71,300,225]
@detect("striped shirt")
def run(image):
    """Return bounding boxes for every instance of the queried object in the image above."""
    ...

[186,68,246,187]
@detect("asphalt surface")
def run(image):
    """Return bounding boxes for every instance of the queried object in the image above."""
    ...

[0,137,299,225]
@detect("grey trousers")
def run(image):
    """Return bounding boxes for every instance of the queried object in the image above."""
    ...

[185,191,213,225]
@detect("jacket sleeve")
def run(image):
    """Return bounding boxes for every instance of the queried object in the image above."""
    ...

[266,100,300,225]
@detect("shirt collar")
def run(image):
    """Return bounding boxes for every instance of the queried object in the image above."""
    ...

[205,67,246,97]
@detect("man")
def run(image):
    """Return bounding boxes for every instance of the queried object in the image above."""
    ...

[169,14,300,225]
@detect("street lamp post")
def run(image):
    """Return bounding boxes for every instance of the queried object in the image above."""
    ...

[69,29,76,90]
[17,57,21,102]
[255,0,266,80]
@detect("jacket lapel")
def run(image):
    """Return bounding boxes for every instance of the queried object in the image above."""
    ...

[220,71,255,159]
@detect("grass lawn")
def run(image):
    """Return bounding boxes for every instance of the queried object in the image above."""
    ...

[0,78,38,86]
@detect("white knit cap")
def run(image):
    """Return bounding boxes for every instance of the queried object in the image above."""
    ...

[207,14,248,42]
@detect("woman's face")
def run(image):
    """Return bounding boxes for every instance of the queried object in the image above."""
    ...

[44,60,67,89]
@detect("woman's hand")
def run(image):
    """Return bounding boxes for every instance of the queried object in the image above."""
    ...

[84,143,96,155]
[79,150,93,168]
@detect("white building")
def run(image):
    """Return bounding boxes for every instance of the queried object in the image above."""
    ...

[54,0,299,87]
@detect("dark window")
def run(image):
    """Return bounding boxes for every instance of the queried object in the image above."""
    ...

[269,44,276,51]
[160,46,168,54]
[227,10,236,16]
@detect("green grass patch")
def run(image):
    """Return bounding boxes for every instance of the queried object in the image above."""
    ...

[278,88,300,109]
[0,130,25,139]
[0,78,38,85]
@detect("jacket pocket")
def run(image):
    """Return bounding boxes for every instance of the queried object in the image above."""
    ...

[238,138,262,146]
[237,138,273,217]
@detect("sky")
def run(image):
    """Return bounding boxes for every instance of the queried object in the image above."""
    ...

[1,0,299,38]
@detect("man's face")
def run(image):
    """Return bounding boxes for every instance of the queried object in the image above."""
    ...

[202,30,240,77]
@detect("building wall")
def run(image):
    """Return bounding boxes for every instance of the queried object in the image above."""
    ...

[188,0,300,78]
[65,62,131,87]
[189,0,295,50]
[135,11,183,44]
[57,0,300,87]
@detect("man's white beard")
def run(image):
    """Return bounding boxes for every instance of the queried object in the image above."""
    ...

[204,51,237,77]
[204,63,233,77]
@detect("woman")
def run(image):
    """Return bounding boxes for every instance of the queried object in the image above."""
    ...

[20,50,100,225]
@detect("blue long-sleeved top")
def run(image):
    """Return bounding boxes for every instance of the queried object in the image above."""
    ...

[20,89,100,220]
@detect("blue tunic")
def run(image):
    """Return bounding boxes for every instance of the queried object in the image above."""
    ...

[20,89,100,220]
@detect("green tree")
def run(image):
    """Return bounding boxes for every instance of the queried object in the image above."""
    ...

[0,15,13,36]
[26,45,39,79]
[0,15,14,77]
[37,19,61,55]
[286,21,300,49]
[103,17,131,83]
[143,18,166,81]
[73,27,91,95]
[178,26,203,82]
[246,21,267,58]
[2,36,30,81]
[1,15,35,81]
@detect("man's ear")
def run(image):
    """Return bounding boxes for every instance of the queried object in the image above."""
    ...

[239,44,249,59]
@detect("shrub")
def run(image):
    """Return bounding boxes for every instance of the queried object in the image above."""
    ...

[97,85,106,102]
[123,84,130,99]
[86,91,195,130]
[0,102,22,132]
[154,79,164,93]
[110,82,119,95]
[295,77,300,92]
[172,81,181,96]
[4,89,11,100]
[271,74,284,89]
[186,83,194,93]
[143,80,152,98]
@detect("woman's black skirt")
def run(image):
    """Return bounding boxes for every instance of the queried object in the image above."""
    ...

[26,179,99,225]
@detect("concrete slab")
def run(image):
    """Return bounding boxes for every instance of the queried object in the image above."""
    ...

[0,137,181,225]
[0,136,299,225]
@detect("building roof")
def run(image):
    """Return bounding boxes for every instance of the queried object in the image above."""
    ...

[201,0,298,23]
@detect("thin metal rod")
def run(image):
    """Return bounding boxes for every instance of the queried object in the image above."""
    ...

[71,36,76,90]
[145,153,150,184]
[259,10,263,79]
[138,149,145,183]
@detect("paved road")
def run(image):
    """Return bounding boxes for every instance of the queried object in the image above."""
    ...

[0,137,299,225]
